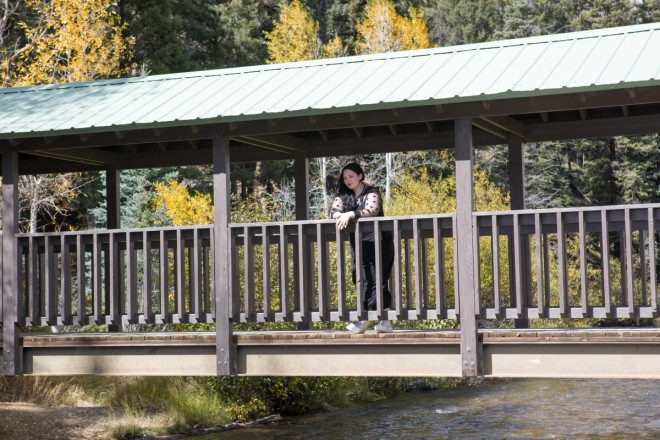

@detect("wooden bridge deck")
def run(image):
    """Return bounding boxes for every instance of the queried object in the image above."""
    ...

[2,328,658,378]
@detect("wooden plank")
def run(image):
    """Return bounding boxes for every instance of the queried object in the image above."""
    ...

[374,220,384,315]
[230,230,240,320]
[557,212,568,317]
[193,228,203,321]
[453,215,460,314]
[535,214,543,317]
[75,235,87,325]
[601,210,612,317]
[404,237,412,309]
[202,236,211,317]
[159,230,169,323]
[127,232,138,324]
[2,151,20,375]
[281,225,291,320]
[175,229,185,322]
[355,222,364,319]
[492,215,501,317]
[92,233,103,324]
[244,226,255,321]
[143,231,153,323]
[44,235,57,325]
[60,235,72,325]
[29,236,39,325]
[317,224,330,320]
[433,217,445,317]
[393,219,403,319]
[513,214,523,316]
[413,219,422,316]
[109,233,120,325]
[336,226,346,321]
[641,229,648,306]
[213,137,235,375]
[455,118,480,377]
[649,208,658,315]
[624,209,635,316]
[579,211,588,317]
[262,226,271,321]
[421,236,429,315]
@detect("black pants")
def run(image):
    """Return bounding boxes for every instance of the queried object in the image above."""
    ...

[350,234,395,311]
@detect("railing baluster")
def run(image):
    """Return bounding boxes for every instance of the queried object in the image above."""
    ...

[175,229,185,322]
[159,230,169,323]
[374,220,383,317]
[127,232,138,324]
[109,232,120,326]
[92,233,102,324]
[413,219,422,317]
[513,213,523,317]
[404,236,412,312]
[317,223,330,320]
[624,209,635,316]
[230,229,240,321]
[280,225,291,321]
[433,217,445,318]
[202,233,211,318]
[535,214,543,317]
[29,236,38,325]
[355,222,364,320]
[74,235,86,326]
[393,219,402,319]
[143,231,153,323]
[244,226,255,321]
[45,235,57,325]
[61,235,72,325]
[649,208,658,316]
[601,210,612,317]
[453,215,460,314]
[579,211,588,317]
[491,215,501,317]
[193,228,202,322]
[421,236,429,315]
[262,225,271,321]
[641,228,648,306]
[557,212,568,317]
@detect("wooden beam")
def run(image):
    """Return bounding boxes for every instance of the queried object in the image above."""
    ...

[388,124,398,135]
[454,119,481,377]
[212,137,235,375]
[187,140,198,149]
[353,127,363,138]
[157,142,168,151]
[579,109,588,120]
[232,136,295,155]
[2,151,20,375]
[237,134,310,153]
[106,166,120,229]
[540,112,550,123]
[621,105,630,117]
[472,119,508,140]
[481,115,526,139]
[318,130,329,141]
[425,121,435,132]
[526,113,660,142]
[30,147,121,166]
[295,153,309,221]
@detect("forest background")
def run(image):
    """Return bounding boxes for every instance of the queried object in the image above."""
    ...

[2,1,660,439]
[2,0,660,233]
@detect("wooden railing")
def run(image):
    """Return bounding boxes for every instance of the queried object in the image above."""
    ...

[475,204,660,320]
[229,215,457,323]
[16,226,214,327]
[9,205,660,329]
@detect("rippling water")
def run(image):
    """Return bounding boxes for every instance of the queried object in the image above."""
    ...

[198,379,660,439]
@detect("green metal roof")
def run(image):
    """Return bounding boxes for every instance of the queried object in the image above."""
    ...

[1,22,660,139]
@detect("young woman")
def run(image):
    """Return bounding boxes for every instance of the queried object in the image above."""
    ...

[329,162,395,334]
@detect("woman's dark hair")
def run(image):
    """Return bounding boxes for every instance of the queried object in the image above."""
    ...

[336,162,365,211]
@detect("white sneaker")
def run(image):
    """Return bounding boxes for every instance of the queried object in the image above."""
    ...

[346,321,368,334]
[374,320,393,333]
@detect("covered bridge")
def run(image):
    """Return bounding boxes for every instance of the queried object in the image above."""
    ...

[1,23,660,378]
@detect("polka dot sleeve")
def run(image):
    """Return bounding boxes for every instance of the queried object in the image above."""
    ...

[358,191,381,218]
[328,196,345,218]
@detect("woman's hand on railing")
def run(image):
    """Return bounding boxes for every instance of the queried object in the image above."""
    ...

[333,211,355,230]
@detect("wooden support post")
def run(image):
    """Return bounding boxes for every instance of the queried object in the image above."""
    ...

[455,119,482,377]
[213,137,235,375]
[105,167,120,332]
[2,152,21,375]
[295,153,309,221]
[294,153,312,329]
[509,136,530,328]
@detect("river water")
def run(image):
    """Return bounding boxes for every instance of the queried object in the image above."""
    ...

[198,379,660,439]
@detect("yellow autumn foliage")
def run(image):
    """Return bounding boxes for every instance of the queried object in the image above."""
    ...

[355,0,433,55]
[153,181,214,226]
[3,0,132,87]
